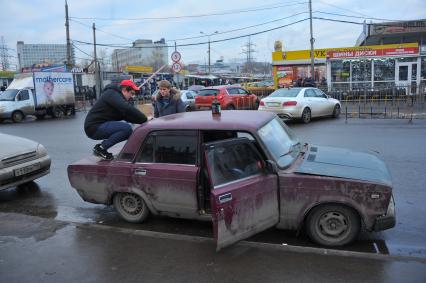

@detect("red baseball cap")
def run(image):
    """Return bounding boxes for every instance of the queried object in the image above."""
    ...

[120,80,140,91]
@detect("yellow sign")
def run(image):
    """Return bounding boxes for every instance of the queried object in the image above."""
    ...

[125,65,153,73]
[272,42,419,61]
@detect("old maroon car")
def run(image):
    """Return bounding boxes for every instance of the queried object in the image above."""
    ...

[67,111,395,250]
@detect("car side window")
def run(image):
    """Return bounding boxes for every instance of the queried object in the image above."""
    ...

[207,142,263,187]
[17,90,29,101]
[238,88,249,95]
[227,88,239,95]
[136,131,197,165]
[185,92,193,99]
[304,89,315,98]
[314,89,327,98]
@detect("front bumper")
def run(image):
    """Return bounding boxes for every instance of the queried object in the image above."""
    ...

[0,155,51,191]
[373,196,396,231]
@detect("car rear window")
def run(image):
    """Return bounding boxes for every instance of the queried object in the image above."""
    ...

[198,89,219,97]
[269,88,301,98]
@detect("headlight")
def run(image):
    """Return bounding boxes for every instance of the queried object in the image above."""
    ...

[37,144,48,157]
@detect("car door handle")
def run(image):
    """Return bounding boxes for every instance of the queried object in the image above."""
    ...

[218,193,232,204]
[134,169,147,176]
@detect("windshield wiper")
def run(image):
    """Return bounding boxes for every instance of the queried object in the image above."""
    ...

[279,142,301,158]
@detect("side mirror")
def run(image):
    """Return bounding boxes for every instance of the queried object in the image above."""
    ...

[265,160,278,173]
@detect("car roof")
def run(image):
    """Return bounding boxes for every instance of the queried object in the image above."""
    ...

[134,110,274,134]
[201,85,240,90]
[124,111,276,154]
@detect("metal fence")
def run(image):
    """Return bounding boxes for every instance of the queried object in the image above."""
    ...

[323,83,426,120]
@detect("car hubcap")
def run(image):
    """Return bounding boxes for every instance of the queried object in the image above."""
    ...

[318,212,348,238]
[121,194,143,215]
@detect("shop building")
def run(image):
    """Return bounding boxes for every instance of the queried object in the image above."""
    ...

[272,20,426,92]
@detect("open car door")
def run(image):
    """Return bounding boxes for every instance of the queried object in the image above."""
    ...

[204,138,279,251]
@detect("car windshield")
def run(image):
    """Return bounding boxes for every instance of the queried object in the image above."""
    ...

[257,117,301,167]
[198,89,219,97]
[269,88,301,98]
[0,89,18,101]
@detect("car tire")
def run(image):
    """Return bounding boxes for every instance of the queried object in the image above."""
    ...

[253,100,259,110]
[226,105,235,110]
[185,105,192,112]
[12,111,24,123]
[332,104,341,118]
[113,192,149,223]
[306,204,360,247]
[35,114,46,120]
[301,108,311,123]
[52,107,64,118]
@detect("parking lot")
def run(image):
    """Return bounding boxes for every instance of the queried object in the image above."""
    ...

[1,112,426,259]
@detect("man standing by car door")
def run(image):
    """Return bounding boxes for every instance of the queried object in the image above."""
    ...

[84,80,148,160]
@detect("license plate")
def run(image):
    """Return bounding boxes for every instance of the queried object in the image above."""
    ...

[14,163,41,177]
[267,102,281,107]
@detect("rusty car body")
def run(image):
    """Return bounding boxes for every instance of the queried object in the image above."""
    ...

[67,111,395,250]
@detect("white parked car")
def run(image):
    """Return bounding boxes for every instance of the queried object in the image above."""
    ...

[0,133,51,191]
[258,87,341,123]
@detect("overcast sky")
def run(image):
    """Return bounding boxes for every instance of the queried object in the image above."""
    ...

[1,0,425,69]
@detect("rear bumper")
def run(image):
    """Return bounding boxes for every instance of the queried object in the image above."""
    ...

[258,107,301,119]
[373,196,396,231]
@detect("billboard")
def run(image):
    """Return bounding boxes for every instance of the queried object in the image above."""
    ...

[33,72,75,106]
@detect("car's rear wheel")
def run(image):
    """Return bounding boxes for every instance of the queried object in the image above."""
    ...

[332,104,341,118]
[12,111,24,123]
[301,108,311,123]
[52,107,64,118]
[226,104,235,110]
[113,192,149,223]
[306,204,360,246]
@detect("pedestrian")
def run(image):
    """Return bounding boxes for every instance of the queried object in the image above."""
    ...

[153,80,185,118]
[84,80,148,160]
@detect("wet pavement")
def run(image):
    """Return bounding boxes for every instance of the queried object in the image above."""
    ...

[1,112,426,265]
[1,212,426,283]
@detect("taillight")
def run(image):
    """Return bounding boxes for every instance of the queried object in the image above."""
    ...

[283,101,297,106]
[260,101,265,106]
[218,95,224,100]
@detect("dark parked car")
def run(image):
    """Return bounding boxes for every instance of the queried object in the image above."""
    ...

[68,111,395,250]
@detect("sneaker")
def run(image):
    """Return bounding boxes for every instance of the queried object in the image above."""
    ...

[93,144,113,160]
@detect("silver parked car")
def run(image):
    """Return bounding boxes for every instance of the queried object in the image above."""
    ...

[0,133,51,191]
[258,87,341,123]
[180,90,198,111]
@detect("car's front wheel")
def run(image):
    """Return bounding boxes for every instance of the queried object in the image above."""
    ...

[12,111,24,123]
[113,192,149,223]
[332,104,341,118]
[301,108,311,123]
[306,204,360,246]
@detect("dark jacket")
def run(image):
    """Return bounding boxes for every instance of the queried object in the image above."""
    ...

[153,89,186,118]
[84,84,147,137]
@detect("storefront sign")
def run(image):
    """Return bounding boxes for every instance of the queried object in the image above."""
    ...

[272,43,419,61]
[328,46,419,59]
[370,20,426,36]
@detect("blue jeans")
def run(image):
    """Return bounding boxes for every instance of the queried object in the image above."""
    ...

[91,121,133,150]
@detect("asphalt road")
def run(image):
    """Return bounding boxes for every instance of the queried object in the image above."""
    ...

[1,112,425,259]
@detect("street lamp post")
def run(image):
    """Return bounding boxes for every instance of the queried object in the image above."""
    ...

[200,31,218,74]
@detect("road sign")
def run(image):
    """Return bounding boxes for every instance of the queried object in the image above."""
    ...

[171,51,181,62]
[171,62,182,73]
